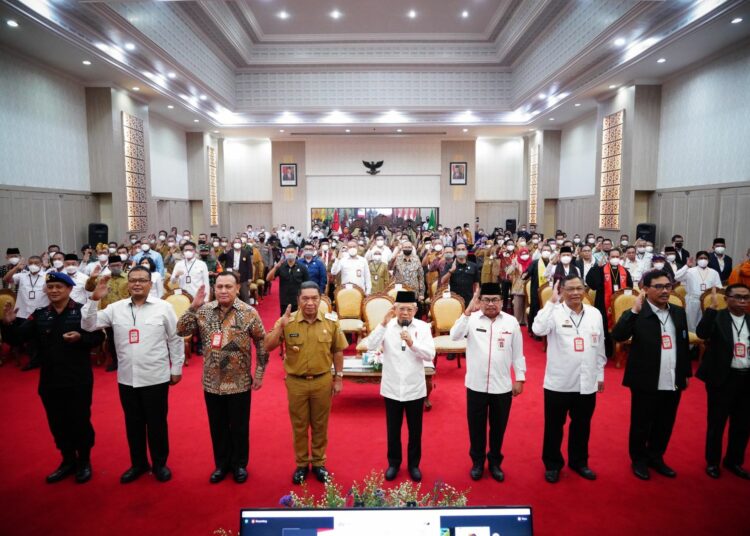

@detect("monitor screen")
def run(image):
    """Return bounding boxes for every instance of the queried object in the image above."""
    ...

[240,506,532,536]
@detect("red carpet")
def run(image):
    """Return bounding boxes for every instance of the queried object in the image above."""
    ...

[0,286,746,536]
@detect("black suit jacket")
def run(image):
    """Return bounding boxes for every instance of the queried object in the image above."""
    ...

[707,253,732,282]
[585,264,633,329]
[674,248,690,269]
[695,307,749,389]
[612,303,692,391]
[218,247,254,283]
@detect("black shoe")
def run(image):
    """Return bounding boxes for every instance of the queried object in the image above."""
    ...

[75,462,92,484]
[209,468,228,484]
[292,466,309,485]
[153,465,172,482]
[311,466,330,483]
[571,466,597,480]
[408,466,422,482]
[46,461,75,484]
[706,465,720,479]
[233,467,248,483]
[648,460,676,478]
[385,466,399,481]
[723,463,750,480]
[105,364,117,372]
[21,361,40,371]
[120,465,149,484]
[488,465,505,482]
[469,462,484,481]
[544,469,560,483]
[632,463,650,480]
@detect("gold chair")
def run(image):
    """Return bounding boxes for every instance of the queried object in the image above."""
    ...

[318,294,333,315]
[524,279,531,318]
[538,283,554,309]
[355,293,395,353]
[335,284,366,341]
[431,292,466,368]
[701,288,727,312]
[673,283,686,300]
[587,287,596,306]
[163,289,194,364]
[0,289,17,365]
[610,289,638,368]
[670,291,704,352]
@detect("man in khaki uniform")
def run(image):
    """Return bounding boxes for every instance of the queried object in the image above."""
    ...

[368,252,390,294]
[265,281,347,485]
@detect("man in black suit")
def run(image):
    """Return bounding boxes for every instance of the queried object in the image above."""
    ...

[672,234,690,269]
[218,238,254,304]
[612,270,691,480]
[707,237,733,284]
[695,284,750,479]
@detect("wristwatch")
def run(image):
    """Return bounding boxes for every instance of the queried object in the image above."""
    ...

[334,371,344,378]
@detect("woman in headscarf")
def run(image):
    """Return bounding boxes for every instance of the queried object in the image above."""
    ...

[510,246,533,325]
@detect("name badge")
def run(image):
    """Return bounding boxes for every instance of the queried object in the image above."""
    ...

[591,333,599,345]
[129,329,140,344]
[28,291,36,300]
[211,332,223,349]
[374,275,378,281]
[613,284,619,292]
[700,283,707,291]
[185,276,191,284]
[574,337,584,352]
[661,334,673,350]
[735,342,747,358]
[476,328,487,333]
[356,269,362,277]
[497,337,505,350]
[289,333,300,338]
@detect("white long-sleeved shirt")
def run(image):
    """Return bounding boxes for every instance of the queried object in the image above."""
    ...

[647,301,677,390]
[12,271,50,318]
[730,312,750,370]
[69,270,90,305]
[81,296,185,387]
[532,301,606,394]
[450,311,526,394]
[365,318,435,401]
[170,258,210,303]
[365,245,393,264]
[149,271,165,300]
[331,255,372,294]
[674,265,722,297]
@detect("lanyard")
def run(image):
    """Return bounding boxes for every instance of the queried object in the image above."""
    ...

[655,307,670,333]
[28,273,40,289]
[129,303,139,326]
[565,304,585,335]
[185,260,196,277]
[731,316,747,341]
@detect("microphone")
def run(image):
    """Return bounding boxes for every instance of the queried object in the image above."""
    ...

[399,319,411,351]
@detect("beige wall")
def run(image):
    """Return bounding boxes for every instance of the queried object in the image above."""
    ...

[440,140,476,227]
[271,141,307,229]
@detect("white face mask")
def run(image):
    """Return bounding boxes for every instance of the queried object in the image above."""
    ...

[520,254,530,261]
[434,244,443,252]
[8,257,20,265]
[213,241,220,248]
[560,255,572,265]
[233,243,242,250]
[637,247,646,254]
[549,243,557,251]
[645,246,654,253]
[184,250,195,260]
[108,247,116,254]
[221,242,228,247]
[130,239,137,244]
[373,254,382,261]
[666,254,676,263]
[697,259,709,268]
[620,240,629,246]
[65,265,79,275]
[141,244,150,252]
[120,254,128,262]
[322,245,329,252]
[98,254,108,263]
[610,258,621,267]
[376,239,384,246]
[653,262,665,270]
[573,238,581,244]
[52,260,64,269]
[714,246,725,255]
[348,248,358,257]
[28,264,41,274]
[541,251,551,259]
[159,235,167,241]
[507,245,515,252]
[167,241,176,248]
[587,238,596,245]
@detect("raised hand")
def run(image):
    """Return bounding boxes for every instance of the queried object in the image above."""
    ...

[279,304,293,328]
[465,289,481,315]
[91,263,102,276]
[91,275,111,301]
[191,285,206,309]
[710,286,718,309]
[550,280,561,304]
[632,288,646,314]
[2,303,18,325]
[687,257,695,268]
[382,305,396,326]
[450,260,458,273]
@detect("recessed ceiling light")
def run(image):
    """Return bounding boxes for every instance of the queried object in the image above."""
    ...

[279,129,285,133]
[462,128,469,133]
[538,93,546,99]
[193,119,199,123]
[214,130,219,134]
[408,9,417,19]
[278,10,289,20]
[461,10,469,18]
[199,94,207,101]
[345,129,351,133]
[549,118,555,121]
[167,105,174,109]
[132,86,140,91]
[657,57,666,63]
[6,19,19,28]
[609,84,617,89]
[731,17,743,24]
[574,103,581,107]
[82,60,91,66]
[330,9,342,19]
[167,72,176,79]
[124,42,136,51]
[396,129,402,132]
[614,37,626,47]
[528,128,534,131]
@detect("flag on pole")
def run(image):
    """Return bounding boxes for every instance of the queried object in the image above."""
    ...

[428,209,436,230]
[332,209,340,232]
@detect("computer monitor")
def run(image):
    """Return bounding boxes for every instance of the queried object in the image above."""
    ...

[240,506,533,536]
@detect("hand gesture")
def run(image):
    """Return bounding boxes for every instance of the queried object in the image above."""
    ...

[279,304,293,328]
[2,303,18,325]
[710,286,718,309]
[382,305,396,326]
[687,257,695,268]
[450,260,458,273]
[465,289,481,315]
[82,251,91,263]
[550,280,561,304]
[91,275,111,301]
[550,253,559,265]
[91,263,102,276]
[511,381,524,397]
[632,288,646,314]
[598,256,606,267]
[62,331,82,344]
[191,285,206,309]
[400,329,413,348]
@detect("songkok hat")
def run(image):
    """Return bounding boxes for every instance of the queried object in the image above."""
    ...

[713,238,725,245]
[45,271,75,287]
[696,250,709,259]
[64,253,79,261]
[6,248,20,255]
[480,282,501,296]
[664,246,676,253]
[395,290,417,303]
[559,246,573,254]
[108,255,123,264]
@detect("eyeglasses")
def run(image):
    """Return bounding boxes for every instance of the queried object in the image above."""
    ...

[649,284,673,290]
[728,294,750,302]
[128,279,151,284]
[480,298,501,304]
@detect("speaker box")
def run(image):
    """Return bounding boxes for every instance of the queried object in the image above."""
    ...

[636,223,656,243]
[88,223,108,246]
[505,219,517,233]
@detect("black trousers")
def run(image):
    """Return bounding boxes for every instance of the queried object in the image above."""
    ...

[705,370,750,466]
[466,388,512,466]
[384,396,424,469]
[628,388,681,465]
[106,327,118,368]
[118,382,170,469]
[204,390,251,470]
[543,389,596,470]
[40,385,95,462]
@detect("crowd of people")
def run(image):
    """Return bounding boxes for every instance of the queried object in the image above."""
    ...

[0,220,748,488]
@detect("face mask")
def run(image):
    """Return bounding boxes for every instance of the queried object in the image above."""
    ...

[587,238,596,245]
[212,241,220,248]
[241,237,247,243]
[403,249,413,256]
[666,254,676,263]
[637,247,646,254]
[520,254,530,261]
[653,262,665,270]
[285,253,297,262]
[715,246,725,255]
[130,239,137,244]
[119,254,128,262]
[620,240,629,246]
[573,238,581,244]
[108,247,116,254]
[65,265,78,275]
[645,246,654,253]
[375,239,385,247]
[610,258,621,267]
[52,260,63,269]
[219,241,227,247]
[140,264,150,271]
[28,264,42,274]
[373,254,382,262]
[8,257,20,265]
[167,241,176,248]
[434,244,443,252]
[697,259,709,268]
[560,255,572,265]
[444,253,454,260]
[98,254,108,263]
[281,227,286,231]
[303,251,313,258]
[110,268,122,277]
[507,245,515,252]
[183,234,190,239]
[532,238,539,244]
[233,243,242,250]
[159,235,166,241]
[348,248,358,257]
[141,244,150,252]
[456,251,468,259]
[541,251,551,259]
[322,245,330,252]
[314,228,319,232]
[184,250,195,260]
[549,243,557,251]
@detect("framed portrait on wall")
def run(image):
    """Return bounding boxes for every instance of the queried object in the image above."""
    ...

[280,163,297,187]
[449,162,467,185]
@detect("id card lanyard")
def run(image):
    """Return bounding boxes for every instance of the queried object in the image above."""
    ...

[567,304,586,352]
[657,308,672,350]
[698,268,708,292]
[28,273,40,300]
[731,316,747,359]
[184,260,196,284]
[128,303,140,344]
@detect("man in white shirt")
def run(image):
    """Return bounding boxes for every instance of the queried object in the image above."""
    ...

[533,275,606,483]
[674,250,723,332]
[82,266,185,484]
[63,253,89,305]
[170,242,210,305]
[331,240,372,294]
[365,291,435,483]
[450,283,526,482]
[623,246,645,285]
[84,246,111,276]
[365,234,393,264]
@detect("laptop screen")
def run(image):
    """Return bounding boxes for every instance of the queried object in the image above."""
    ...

[240,506,533,536]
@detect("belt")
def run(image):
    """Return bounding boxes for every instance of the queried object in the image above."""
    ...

[288,372,329,380]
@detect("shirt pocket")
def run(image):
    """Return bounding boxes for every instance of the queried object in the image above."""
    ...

[317,331,333,345]
[142,318,165,337]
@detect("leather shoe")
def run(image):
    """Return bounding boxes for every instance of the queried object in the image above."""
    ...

[105,364,117,372]
[46,462,75,484]
[544,469,560,483]
[311,466,330,483]
[632,463,650,480]
[488,465,505,482]
[233,467,248,483]
[469,462,484,481]
[153,465,172,482]
[75,462,92,484]
[120,465,149,484]
[408,466,422,482]
[649,460,676,478]
[723,463,750,480]
[292,466,309,485]
[705,465,720,479]
[209,468,228,484]
[571,466,597,480]
[385,466,399,481]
